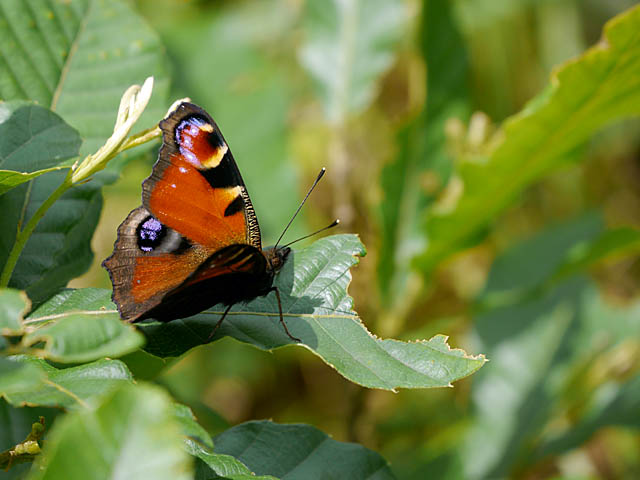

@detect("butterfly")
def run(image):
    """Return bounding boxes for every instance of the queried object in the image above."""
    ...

[103,102,318,342]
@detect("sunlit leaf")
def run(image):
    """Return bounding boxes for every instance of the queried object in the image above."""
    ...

[0,288,30,335]
[21,313,144,364]
[416,5,640,273]
[0,358,43,396]
[213,420,396,479]
[2,356,132,411]
[299,0,406,123]
[0,0,169,157]
[27,384,192,480]
[23,288,145,363]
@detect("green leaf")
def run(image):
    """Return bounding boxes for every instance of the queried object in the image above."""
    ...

[535,374,640,458]
[213,420,396,479]
[0,358,43,396]
[21,315,144,364]
[0,288,30,335]
[0,102,80,195]
[299,0,406,123]
[0,0,169,157]
[416,5,640,273]
[0,167,68,196]
[21,288,145,363]
[480,212,603,306]
[461,273,640,478]
[378,0,470,308]
[461,278,585,479]
[27,384,192,480]
[2,356,132,411]
[52,235,485,390]
[174,404,276,480]
[553,226,640,279]
[0,170,102,304]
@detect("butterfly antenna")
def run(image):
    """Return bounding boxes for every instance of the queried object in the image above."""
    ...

[282,220,340,248]
[274,168,326,249]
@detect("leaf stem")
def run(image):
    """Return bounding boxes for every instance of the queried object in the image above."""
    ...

[0,172,73,288]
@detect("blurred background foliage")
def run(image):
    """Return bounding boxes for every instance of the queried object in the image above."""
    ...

[65,0,640,478]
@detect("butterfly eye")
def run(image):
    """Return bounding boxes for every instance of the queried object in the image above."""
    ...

[136,216,166,252]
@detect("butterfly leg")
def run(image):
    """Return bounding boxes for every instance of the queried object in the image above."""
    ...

[207,303,234,341]
[271,287,301,343]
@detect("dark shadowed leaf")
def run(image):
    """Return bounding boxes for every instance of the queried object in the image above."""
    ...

[214,420,396,480]
[0,102,80,195]
[0,171,102,304]
[174,404,277,480]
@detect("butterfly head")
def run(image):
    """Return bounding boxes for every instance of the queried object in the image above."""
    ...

[263,245,291,273]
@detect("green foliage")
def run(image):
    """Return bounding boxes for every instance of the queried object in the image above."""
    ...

[27,384,191,480]
[1,0,639,478]
[213,420,395,479]
[0,0,169,157]
[415,5,640,273]
[0,102,80,195]
[299,0,407,124]
[3,356,132,410]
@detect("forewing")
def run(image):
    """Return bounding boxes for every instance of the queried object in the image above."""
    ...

[142,102,262,251]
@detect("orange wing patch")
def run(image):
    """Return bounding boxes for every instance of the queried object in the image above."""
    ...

[131,249,207,304]
[148,156,246,249]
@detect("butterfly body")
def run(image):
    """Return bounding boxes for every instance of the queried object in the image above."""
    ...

[103,102,294,338]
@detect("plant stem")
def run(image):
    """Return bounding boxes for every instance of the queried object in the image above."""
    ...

[0,172,73,288]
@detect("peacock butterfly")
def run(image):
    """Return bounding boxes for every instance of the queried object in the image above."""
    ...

[103,102,317,342]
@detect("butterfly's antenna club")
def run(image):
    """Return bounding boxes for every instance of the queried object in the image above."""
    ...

[282,219,340,248]
[274,168,326,249]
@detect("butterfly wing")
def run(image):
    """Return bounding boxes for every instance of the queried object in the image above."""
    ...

[138,244,272,322]
[103,102,263,322]
[144,102,262,250]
